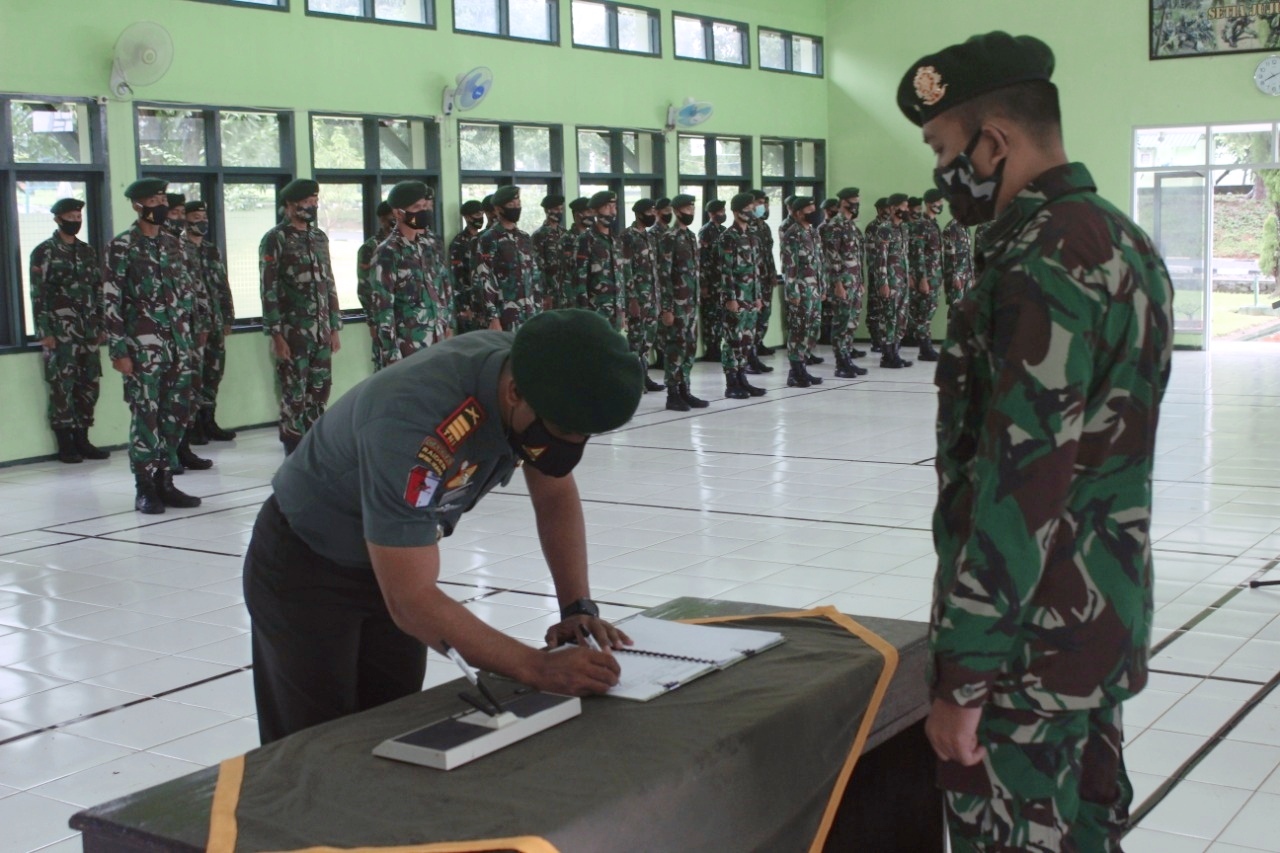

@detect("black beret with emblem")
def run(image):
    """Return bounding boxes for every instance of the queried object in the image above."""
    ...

[837,187,861,200]
[730,192,756,213]
[653,197,672,209]
[787,195,815,212]
[924,188,945,204]
[460,200,485,216]
[569,196,590,213]
[125,178,168,200]
[279,179,319,204]
[483,194,495,208]
[588,190,616,209]
[541,194,566,209]
[387,181,429,209]
[376,201,393,217]
[165,193,186,208]
[672,194,696,208]
[632,198,655,214]
[750,189,767,201]
[51,198,85,216]
[888,193,909,207]
[705,199,726,213]
[184,200,206,214]
[908,197,922,208]
[874,197,889,210]
[822,198,839,211]
[493,185,520,206]
[897,31,1055,127]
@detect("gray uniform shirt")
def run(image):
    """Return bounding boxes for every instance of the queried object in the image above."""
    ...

[273,332,519,567]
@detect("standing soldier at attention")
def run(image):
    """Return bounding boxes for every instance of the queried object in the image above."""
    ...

[30,197,109,464]
[697,199,727,363]
[908,188,946,362]
[718,193,768,400]
[865,198,890,354]
[183,200,237,444]
[942,212,976,308]
[867,193,914,369]
[449,200,486,334]
[103,179,202,514]
[622,199,665,392]
[473,186,539,333]
[370,181,451,369]
[260,179,343,456]
[651,197,673,239]
[531,194,567,312]
[745,190,778,371]
[658,194,709,412]
[780,196,825,388]
[560,197,592,308]
[574,191,626,329]
[163,191,214,471]
[899,32,1174,852]
[820,187,869,378]
[358,201,394,362]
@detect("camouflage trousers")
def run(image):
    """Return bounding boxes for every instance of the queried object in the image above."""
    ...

[589,290,625,332]
[275,334,333,441]
[720,304,759,373]
[698,290,722,358]
[945,280,968,310]
[662,313,696,388]
[43,340,102,429]
[940,704,1130,853]
[184,343,205,427]
[830,286,864,360]
[122,347,191,476]
[876,283,908,347]
[201,326,228,411]
[496,293,537,333]
[627,292,660,362]
[366,322,385,371]
[754,283,775,344]
[785,293,821,363]
[865,286,884,348]
[909,280,941,345]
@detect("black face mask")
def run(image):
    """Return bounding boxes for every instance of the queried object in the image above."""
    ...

[498,206,522,225]
[639,213,656,227]
[139,204,169,225]
[188,220,210,237]
[929,203,945,217]
[508,417,586,478]
[403,209,430,230]
[295,205,318,223]
[844,203,860,219]
[467,216,485,230]
[56,219,82,236]
[933,129,1005,227]
[658,212,672,225]
[712,212,727,225]
[676,211,695,226]
[805,209,825,227]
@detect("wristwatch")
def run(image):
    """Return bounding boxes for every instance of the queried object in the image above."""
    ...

[560,597,600,620]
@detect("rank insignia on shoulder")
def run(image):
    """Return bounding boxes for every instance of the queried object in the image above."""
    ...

[436,397,486,451]
[404,466,442,508]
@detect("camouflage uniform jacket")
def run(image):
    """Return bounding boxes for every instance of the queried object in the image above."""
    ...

[371,228,450,363]
[747,217,778,288]
[931,162,1175,713]
[182,236,233,332]
[779,219,825,302]
[621,225,659,306]
[698,221,726,297]
[560,226,590,303]
[448,227,482,318]
[818,216,864,295]
[103,225,194,361]
[942,218,975,299]
[865,215,907,293]
[259,223,342,342]
[531,221,567,305]
[30,232,102,343]
[357,224,393,318]
[659,227,699,316]
[574,228,627,307]
[716,223,760,305]
[472,224,539,323]
[909,217,945,290]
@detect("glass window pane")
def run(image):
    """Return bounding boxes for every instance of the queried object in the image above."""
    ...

[11,101,92,165]
[678,135,706,175]
[572,0,608,47]
[137,108,207,167]
[513,125,551,172]
[678,184,704,221]
[515,181,551,206]
[462,182,498,208]
[509,0,551,40]
[316,182,365,311]
[1134,127,1208,168]
[716,183,745,206]
[578,182,609,200]
[712,22,743,64]
[762,142,785,178]
[617,7,653,53]
[796,141,818,178]
[674,16,705,59]
[220,111,282,168]
[312,115,366,170]
[622,131,654,175]
[223,182,280,320]
[577,129,612,174]
[455,0,499,32]
[792,36,819,74]
[1211,123,1275,166]
[309,0,361,14]
[379,118,430,170]
[375,0,427,23]
[460,123,502,171]
[624,183,652,221]
[759,30,785,70]
[715,138,743,177]
[17,180,91,337]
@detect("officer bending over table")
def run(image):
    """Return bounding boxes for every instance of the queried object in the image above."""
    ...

[244,309,643,744]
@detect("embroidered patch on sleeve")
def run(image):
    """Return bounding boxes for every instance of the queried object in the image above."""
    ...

[404,466,442,508]
[416,436,454,475]
[446,461,479,490]
[436,397,487,451]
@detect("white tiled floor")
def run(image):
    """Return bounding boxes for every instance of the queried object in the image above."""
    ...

[1,342,1279,852]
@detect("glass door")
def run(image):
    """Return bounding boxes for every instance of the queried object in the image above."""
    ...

[1136,170,1208,348]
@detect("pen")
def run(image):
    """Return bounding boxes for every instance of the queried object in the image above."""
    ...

[442,640,504,714]
[578,624,605,653]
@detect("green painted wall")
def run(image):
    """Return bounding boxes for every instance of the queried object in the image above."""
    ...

[0,0,827,464]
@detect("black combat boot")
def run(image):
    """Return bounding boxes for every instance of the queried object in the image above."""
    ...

[205,408,237,441]
[699,345,721,363]
[282,433,301,456]
[803,364,824,385]
[918,340,940,362]
[851,346,867,359]
[187,415,208,446]
[641,358,664,393]
[804,353,824,365]
[786,362,811,388]
[665,387,691,412]
[756,343,776,356]
[155,470,202,508]
[834,353,857,379]
[901,331,919,347]
[73,428,110,460]
[679,382,709,409]
[135,473,164,515]
[746,348,774,373]
[888,345,914,369]
[54,430,83,464]
[724,370,749,400]
[178,437,213,470]
[880,346,897,368]
[737,369,767,397]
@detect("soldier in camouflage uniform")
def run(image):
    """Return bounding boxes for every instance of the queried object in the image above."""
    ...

[449,200,487,334]
[650,197,673,240]
[908,188,946,362]
[163,193,214,471]
[622,199,665,393]
[259,179,343,456]
[30,197,109,464]
[473,185,540,333]
[370,181,451,368]
[104,179,203,514]
[531,194,567,311]
[899,32,1176,853]
[573,191,626,330]
[357,200,394,364]
[745,189,778,372]
[819,188,869,378]
[559,197,592,309]
[658,194,709,412]
[780,196,826,388]
[864,198,889,353]
[183,200,237,443]
[697,199,728,363]
[718,193,768,400]
[942,214,976,308]
[866,194,914,369]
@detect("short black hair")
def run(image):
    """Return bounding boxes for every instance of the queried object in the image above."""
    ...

[951,80,1062,146]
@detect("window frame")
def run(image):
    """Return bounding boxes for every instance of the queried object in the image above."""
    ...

[457,120,564,203]
[183,0,290,10]
[0,93,110,353]
[670,12,750,68]
[452,0,561,45]
[576,126,666,233]
[676,132,753,222]
[760,136,826,202]
[305,0,435,28]
[569,0,661,57]
[757,27,824,77]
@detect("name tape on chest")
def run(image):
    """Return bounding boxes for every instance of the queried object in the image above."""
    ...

[436,397,486,451]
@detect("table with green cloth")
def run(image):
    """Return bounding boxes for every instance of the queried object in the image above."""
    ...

[70,598,941,853]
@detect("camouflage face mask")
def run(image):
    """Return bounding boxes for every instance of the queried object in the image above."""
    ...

[933,129,1004,227]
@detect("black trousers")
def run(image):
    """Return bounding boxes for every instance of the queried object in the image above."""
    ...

[243,496,427,744]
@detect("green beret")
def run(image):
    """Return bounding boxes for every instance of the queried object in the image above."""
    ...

[898,31,1055,127]
[541,194,565,209]
[569,197,590,213]
[837,187,861,200]
[460,200,485,216]
[124,178,167,200]
[632,198,655,215]
[788,196,815,212]
[280,179,319,204]
[387,181,429,209]
[588,191,616,209]
[888,193,909,206]
[750,189,767,201]
[705,199,726,213]
[483,194,495,207]
[654,197,672,209]
[493,186,520,206]
[511,309,642,434]
[730,192,756,213]
[376,201,393,217]
[50,198,84,216]
[822,198,839,211]
[165,193,185,208]
[874,197,890,210]
[672,194,696,208]
[907,197,922,208]
[924,188,945,204]
[783,195,796,210]
[184,200,206,214]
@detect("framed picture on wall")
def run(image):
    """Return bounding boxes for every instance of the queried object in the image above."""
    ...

[1151,1,1280,59]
